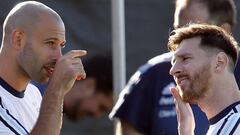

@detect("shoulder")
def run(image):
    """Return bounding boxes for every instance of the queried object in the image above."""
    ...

[209,112,240,135]
[26,83,42,100]
[27,83,40,93]
[147,52,173,65]
[123,52,173,92]
[136,52,172,79]
[114,52,174,104]
[109,53,174,119]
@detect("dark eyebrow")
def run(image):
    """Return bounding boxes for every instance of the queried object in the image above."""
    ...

[172,53,192,64]
[44,38,66,43]
[179,53,192,57]
[44,38,66,45]
[43,37,58,42]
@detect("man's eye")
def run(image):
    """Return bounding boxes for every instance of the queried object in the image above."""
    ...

[46,41,54,46]
[183,57,190,61]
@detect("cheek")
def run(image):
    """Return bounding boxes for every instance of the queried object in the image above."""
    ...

[24,44,44,64]
[37,49,53,66]
[18,46,35,67]
[38,47,51,59]
[187,64,201,78]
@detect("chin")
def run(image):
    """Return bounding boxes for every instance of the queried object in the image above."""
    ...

[182,93,191,102]
[182,94,198,104]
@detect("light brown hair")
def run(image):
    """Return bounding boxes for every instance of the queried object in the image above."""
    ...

[168,23,239,71]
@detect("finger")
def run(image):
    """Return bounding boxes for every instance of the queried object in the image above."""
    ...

[76,75,82,80]
[72,64,86,80]
[71,58,83,64]
[76,71,86,80]
[170,87,182,103]
[170,87,187,112]
[65,50,87,58]
[170,87,180,120]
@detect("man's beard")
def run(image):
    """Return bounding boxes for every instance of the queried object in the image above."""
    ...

[180,63,211,103]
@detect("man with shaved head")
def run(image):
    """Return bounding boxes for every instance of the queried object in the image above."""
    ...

[0,1,86,134]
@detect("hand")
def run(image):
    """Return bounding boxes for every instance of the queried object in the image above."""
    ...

[49,50,87,96]
[170,87,195,135]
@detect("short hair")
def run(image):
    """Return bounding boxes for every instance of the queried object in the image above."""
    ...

[175,0,237,27]
[82,54,113,95]
[168,23,239,72]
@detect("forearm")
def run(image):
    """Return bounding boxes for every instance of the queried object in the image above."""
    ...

[30,85,64,135]
[178,124,194,135]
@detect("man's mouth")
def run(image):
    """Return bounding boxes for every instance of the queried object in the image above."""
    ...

[44,66,54,75]
[43,62,56,76]
[176,76,188,86]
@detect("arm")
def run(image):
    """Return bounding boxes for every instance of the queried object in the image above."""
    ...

[116,120,144,135]
[30,50,87,135]
[170,87,195,135]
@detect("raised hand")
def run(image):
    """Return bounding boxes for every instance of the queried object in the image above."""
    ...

[49,50,87,96]
[170,87,195,135]
[30,50,87,135]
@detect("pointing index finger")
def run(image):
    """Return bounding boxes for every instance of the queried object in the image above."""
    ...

[66,50,87,58]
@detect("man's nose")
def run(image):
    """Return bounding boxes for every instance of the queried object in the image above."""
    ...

[53,46,62,59]
[169,62,182,76]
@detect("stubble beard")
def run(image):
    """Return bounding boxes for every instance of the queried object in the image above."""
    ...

[19,41,48,84]
[181,63,211,104]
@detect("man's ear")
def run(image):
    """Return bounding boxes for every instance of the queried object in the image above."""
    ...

[215,52,228,73]
[12,30,25,49]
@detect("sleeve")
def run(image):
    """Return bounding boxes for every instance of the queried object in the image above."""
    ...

[0,121,19,135]
[109,64,156,134]
[28,84,42,101]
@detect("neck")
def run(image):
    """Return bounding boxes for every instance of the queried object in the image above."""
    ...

[198,78,240,120]
[0,52,29,92]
